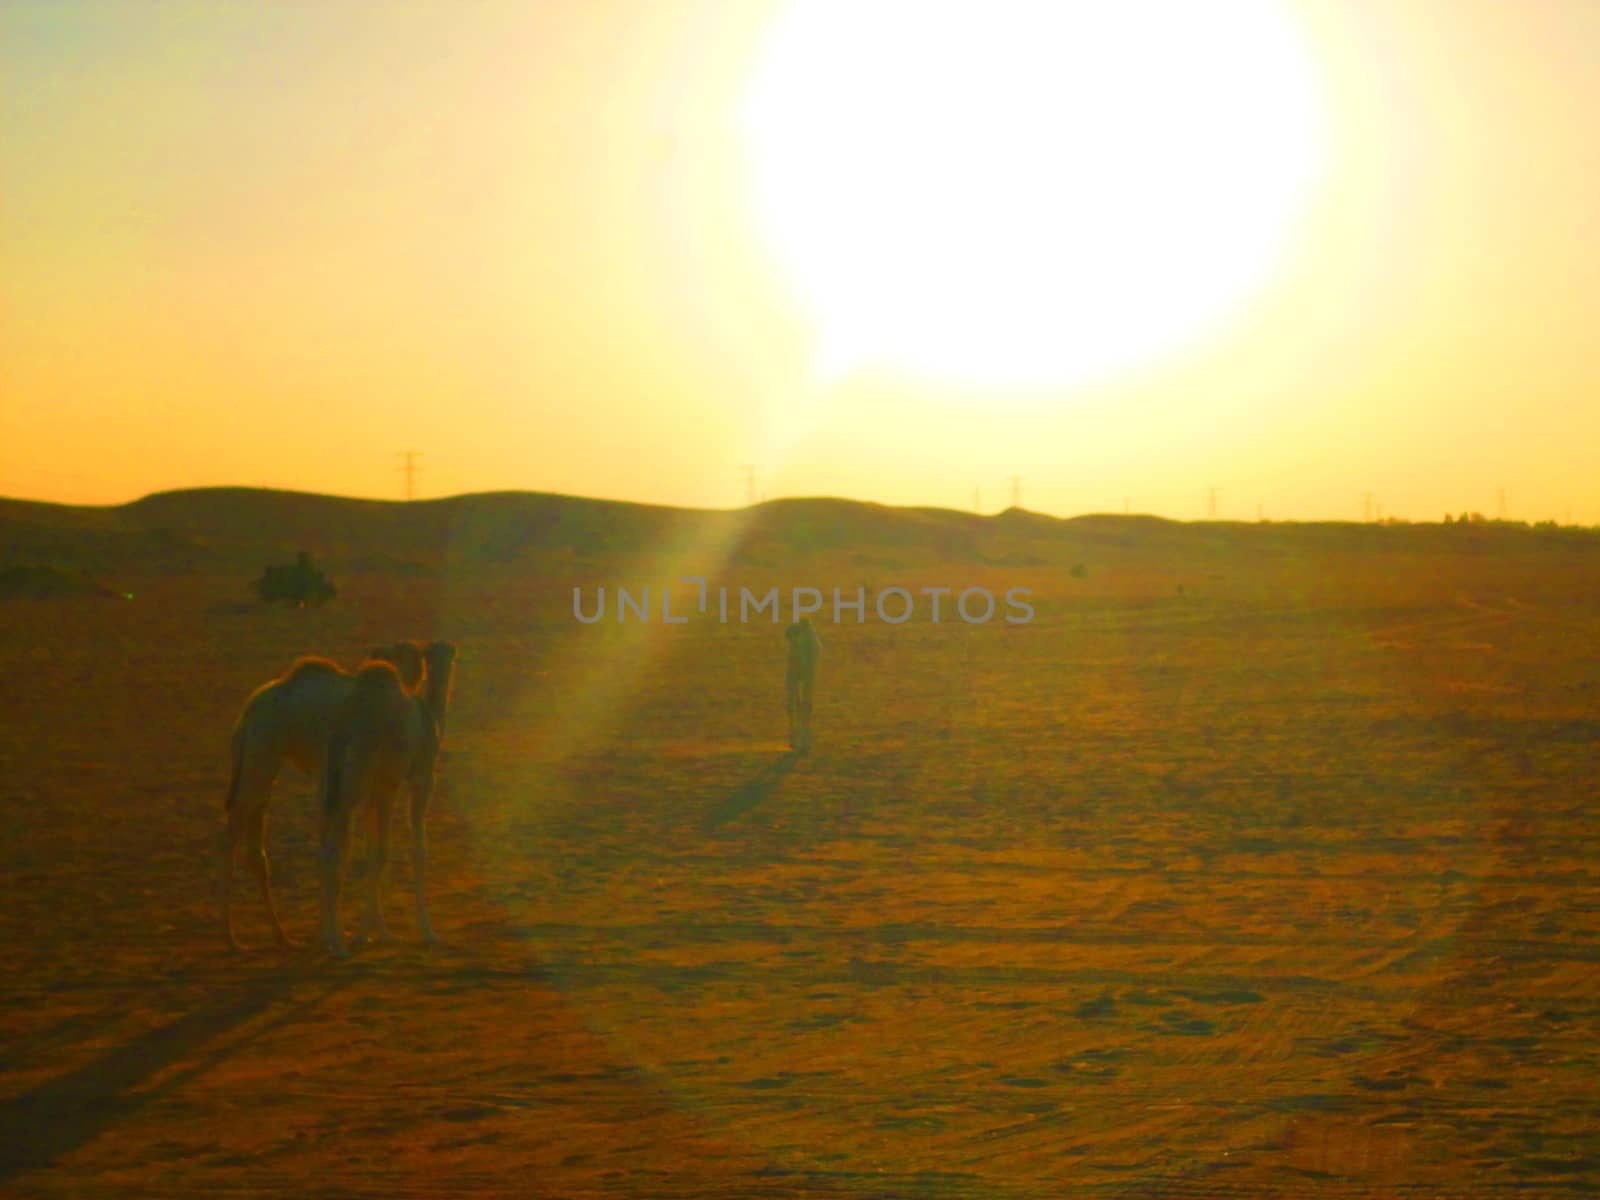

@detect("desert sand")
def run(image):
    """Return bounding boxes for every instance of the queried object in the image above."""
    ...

[3,492,1600,1196]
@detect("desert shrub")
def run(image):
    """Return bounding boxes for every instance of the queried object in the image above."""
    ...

[253,550,336,607]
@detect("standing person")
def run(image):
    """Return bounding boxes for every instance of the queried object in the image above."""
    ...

[785,617,821,752]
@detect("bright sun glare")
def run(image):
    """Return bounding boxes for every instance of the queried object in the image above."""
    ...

[741,0,1329,393]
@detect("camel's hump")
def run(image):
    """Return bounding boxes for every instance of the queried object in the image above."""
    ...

[282,656,345,682]
[351,659,406,690]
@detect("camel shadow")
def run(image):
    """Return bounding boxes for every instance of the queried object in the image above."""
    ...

[0,972,348,1184]
[704,752,799,830]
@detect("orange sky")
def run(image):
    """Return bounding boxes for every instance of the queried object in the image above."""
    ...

[4,0,1596,522]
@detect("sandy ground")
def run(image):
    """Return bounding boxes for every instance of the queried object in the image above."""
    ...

[4,550,1600,1197]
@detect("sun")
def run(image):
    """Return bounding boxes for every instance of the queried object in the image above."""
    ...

[740,0,1329,393]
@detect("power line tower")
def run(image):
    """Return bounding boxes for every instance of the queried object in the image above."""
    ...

[742,464,758,506]
[1206,486,1222,519]
[397,451,422,501]
[1362,492,1374,522]
[1008,475,1023,509]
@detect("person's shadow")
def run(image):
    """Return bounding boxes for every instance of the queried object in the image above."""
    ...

[704,752,799,830]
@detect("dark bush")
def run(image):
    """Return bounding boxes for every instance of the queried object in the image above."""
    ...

[253,550,336,607]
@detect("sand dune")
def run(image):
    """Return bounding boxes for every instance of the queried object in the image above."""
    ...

[3,485,1593,580]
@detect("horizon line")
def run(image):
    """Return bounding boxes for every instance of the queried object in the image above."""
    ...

[0,482,1589,530]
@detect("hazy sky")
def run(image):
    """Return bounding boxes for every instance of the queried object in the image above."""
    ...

[5,0,1597,521]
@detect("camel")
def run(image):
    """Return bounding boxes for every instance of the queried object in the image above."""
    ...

[219,640,448,949]
[785,617,821,752]
[318,642,456,958]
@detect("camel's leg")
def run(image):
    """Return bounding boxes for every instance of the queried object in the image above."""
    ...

[220,749,280,950]
[355,791,395,945]
[218,820,242,951]
[409,773,438,944]
[244,804,292,948]
[352,797,379,942]
[786,674,799,750]
[320,803,356,959]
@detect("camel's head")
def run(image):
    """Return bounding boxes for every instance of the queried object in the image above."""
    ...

[421,641,456,683]
[421,641,457,727]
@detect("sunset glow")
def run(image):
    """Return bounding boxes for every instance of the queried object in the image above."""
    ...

[9,6,1600,1190]
[2,1,1598,520]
